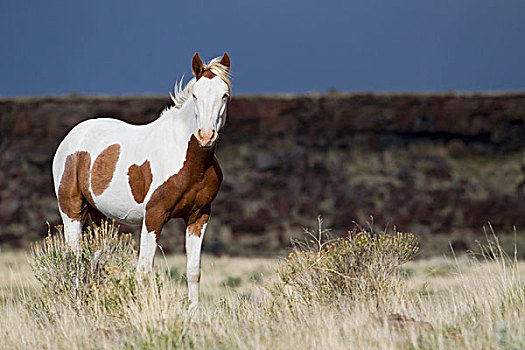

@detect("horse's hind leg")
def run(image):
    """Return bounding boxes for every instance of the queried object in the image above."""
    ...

[56,151,89,252]
[57,188,85,251]
[60,211,83,251]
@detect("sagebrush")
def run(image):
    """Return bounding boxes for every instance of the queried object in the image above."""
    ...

[23,221,188,347]
[28,221,138,318]
[273,218,419,305]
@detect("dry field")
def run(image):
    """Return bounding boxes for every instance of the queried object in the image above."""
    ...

[0,225,524,349]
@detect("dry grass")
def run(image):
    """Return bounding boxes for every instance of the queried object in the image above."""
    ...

[0,222,524,349]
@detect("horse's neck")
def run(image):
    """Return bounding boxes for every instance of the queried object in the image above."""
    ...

[149,101,197,147]
[147,101,214,168]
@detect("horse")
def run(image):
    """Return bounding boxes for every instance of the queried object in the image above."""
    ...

[52,52,231,309]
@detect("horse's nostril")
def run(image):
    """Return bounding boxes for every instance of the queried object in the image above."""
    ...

[197,129,216,146]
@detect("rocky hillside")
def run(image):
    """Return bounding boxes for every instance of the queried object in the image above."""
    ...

[1,93,524,254]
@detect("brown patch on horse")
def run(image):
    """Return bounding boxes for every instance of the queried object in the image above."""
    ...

[186,208,211,237]
[145,136,223,240]
[58,151,93,221]
[192,52,229,80]
[197,69,216,80]
[91,144,121,196]
[127,160,153,204]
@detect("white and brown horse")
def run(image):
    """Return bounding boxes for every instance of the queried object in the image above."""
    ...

[52,53,231,309]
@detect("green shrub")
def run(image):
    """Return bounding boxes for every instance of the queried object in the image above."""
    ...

[28,221,137,318]
[272,217,419,305]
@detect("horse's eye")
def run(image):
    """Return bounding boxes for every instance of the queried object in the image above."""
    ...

[192,94,197,100]
[223,93,229,100]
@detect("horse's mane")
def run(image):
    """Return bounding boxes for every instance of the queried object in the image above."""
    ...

[168,56,232,111]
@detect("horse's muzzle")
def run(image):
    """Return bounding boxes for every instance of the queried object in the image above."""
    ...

[197,129,217,148]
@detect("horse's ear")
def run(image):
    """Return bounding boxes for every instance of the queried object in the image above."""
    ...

[192,53,204,77]
[220,53,230,72]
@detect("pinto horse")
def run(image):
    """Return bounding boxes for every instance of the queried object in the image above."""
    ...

[52,53,231,309]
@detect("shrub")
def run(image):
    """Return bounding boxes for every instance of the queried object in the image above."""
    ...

[24,220,188,347]
[28,221,137,318]
[272,217,419,305]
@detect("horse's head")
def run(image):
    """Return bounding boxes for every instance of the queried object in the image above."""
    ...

[191,52,231,148]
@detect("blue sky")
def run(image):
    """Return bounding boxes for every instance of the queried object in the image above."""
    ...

[1,0,524,96]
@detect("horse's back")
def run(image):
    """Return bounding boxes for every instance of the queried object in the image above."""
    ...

[56,118,138,152]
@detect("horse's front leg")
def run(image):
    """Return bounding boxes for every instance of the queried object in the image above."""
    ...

[136,224,159,275]
[137,213,166,277]
[185,207,210,311]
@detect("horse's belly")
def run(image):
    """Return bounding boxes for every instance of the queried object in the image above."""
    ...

[92,185,145,226]
[94,196,144,225]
